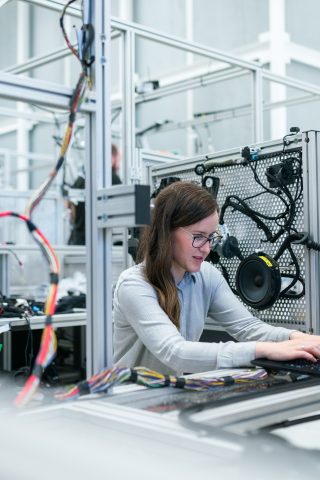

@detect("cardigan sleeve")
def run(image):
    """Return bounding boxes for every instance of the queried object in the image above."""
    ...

[115,272,257,372]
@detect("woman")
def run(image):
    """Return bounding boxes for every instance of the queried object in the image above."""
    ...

[113,181,320,375]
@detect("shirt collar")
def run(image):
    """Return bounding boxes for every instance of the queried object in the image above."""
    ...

[177,271,196,286]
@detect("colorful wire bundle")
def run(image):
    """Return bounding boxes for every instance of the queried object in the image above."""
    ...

[59,0,81,61]
[0,1,94,407]
[56,366,268,401]
[25,71,88,218]
[60,0,95,68]
[56,367,132,400]
[25,0,93,219]
[0,212,59,406]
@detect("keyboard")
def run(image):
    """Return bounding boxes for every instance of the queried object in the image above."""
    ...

[251,358,320,377]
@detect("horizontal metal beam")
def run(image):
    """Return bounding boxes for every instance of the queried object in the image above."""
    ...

[5,45,73,74]
[97,184,150,228]
[1,312,86,330]
[0,71,96,111]
[265,92,320,110]
[5,30,120,74]
[0,106,64,123]
[65,187,86,203]
[112,62,320,112]
[0,121,18,136]
[135,93,320,136]
[0,147,54,162]
[0,244,86,253]
[112,67,249,111]
[17,3,320,103]
[0,0,11,7]
[19,1,320,99]
[136,67,249,105]
[111,18,262,71]
[22,0,81,16]
[263,70,320,96]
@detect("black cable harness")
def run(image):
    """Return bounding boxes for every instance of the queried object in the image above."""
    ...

[206,139,320,301]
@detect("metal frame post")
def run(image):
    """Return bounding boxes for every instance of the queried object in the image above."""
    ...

[252,69,263,143]
[122,29,136,184]
[268,0,287,139]
[302,130,320,334]
[85,1,112,376]
[121,28,136,271]
[0,252,11,370]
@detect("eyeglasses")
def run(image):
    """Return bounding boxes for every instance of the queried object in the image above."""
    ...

[180,227,222,248]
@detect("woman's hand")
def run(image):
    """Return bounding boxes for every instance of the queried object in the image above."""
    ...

[289,330,320,342]
[256,336,320,362]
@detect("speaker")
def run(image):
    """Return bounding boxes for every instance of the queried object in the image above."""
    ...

[235,253,281,310]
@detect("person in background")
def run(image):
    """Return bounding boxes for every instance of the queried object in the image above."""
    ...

[113,181,320,376]
[112,143,122,185]
[67,144,122,245]
[67,175,85,246]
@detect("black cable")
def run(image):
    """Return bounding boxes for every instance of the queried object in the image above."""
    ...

[217,148,307,303]
[220,199,274,241]
[280,272,305,299]
[14,316,34,381]
[24,317,32,369]
[60,0,80,62]
[242,189,274,203]
[262,412,320,432]
[252,152,302,216]
[221,155,302,245]
[264,170,297,233]
[248,161,290,210]
[226,194,287,222]
[280,244,303,297]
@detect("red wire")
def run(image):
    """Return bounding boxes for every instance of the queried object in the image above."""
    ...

[37,326,53,364]
[35,227,59,269]
[0,211,58,403]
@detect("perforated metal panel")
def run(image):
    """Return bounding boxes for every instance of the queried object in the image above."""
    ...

[149,135,319,332]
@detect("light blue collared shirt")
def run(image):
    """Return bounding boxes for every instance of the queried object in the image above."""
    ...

[113,262,293,375]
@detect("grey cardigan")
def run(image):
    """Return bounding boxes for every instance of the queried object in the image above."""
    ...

[113,262,294,376]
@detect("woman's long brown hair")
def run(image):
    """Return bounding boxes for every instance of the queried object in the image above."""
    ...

[138,182,218,328]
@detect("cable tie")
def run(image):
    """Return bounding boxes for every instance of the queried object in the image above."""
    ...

[83,56,95,67]
[45,315,52,326]
[129,369,138,383]
[175,377,186,389]
[56,156,64,171]
[69,111,76,123]
[78,379,90,396]
[50,272,59,285]
[26,219,36,232]
[222,376,235,386]
[33,363,43,379]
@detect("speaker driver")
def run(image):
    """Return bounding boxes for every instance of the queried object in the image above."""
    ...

[235,253,281,310]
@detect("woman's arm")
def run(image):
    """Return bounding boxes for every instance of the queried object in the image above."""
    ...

[207,268,320,361]
[115,267,320,371]
[115,275,257,372]
[208,272,293,342]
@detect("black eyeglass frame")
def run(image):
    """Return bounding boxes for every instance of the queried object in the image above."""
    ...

[180,227,222,248]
